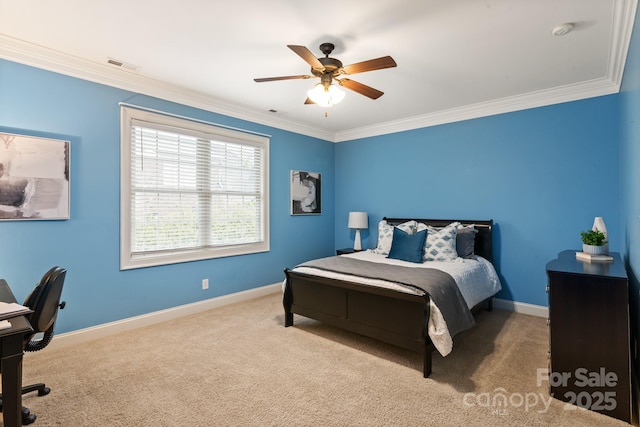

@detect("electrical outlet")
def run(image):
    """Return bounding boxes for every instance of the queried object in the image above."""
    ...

[202,278,209,290]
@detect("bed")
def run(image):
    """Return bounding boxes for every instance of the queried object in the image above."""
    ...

[283,217,501,377]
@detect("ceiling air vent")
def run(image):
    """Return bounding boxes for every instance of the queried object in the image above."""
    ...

[107,58,140,72]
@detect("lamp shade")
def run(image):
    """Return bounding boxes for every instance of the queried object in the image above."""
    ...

[348,212,368,229]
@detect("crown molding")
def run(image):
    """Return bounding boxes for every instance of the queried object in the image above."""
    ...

[609,0,638,85]
[334,77,620,142]
[0,35,335,142]
[1,0,635,144]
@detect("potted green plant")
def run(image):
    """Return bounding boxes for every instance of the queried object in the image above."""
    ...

[580,230,608,255]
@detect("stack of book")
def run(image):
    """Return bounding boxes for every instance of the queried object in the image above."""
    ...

[575,251,614,262]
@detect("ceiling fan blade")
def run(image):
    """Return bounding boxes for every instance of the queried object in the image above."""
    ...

[338,79,384,99]
[304,97,315,105]
[253,75,312,82]
[342,56,397,75]
[287,45,324,70]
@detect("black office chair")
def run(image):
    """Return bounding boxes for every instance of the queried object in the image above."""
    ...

[0,266,67,425]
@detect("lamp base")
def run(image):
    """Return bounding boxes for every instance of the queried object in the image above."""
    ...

[354,230,362,251]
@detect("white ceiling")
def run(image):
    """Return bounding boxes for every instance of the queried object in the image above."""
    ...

[0,0,637,142]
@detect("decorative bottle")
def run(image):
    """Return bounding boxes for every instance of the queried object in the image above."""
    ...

[592,217,608,254]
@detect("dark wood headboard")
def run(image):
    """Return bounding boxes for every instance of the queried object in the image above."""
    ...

[383,218,494,263]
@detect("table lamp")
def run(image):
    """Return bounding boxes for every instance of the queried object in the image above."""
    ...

[348,212,368,251]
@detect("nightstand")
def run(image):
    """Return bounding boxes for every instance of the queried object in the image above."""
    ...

[336,248,358,255]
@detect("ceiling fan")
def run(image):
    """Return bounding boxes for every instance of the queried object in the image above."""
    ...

[253,43,397,107]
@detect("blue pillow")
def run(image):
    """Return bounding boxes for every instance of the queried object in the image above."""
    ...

[387,227,427,263]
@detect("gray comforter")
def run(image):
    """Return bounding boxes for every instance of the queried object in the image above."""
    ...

[296,256,475,338]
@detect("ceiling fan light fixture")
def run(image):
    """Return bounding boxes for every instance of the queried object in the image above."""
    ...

[307,83,345,107]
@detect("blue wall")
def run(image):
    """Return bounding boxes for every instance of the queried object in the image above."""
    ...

[335,96,621,307]
[0,37,632,335]
[620,5,640,384]
[0,60,335,334]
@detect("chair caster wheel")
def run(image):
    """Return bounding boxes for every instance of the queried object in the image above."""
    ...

[22,410,36,425]
[38,386,51,396]
[22,414,36,426]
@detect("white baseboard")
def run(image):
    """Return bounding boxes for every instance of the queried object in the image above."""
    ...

[42,282,281,352]
[38,286,546,353]
[493,297,548,318]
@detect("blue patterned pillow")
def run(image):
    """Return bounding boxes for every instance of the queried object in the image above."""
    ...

[417,221,460,261]
[373,220,416,255]
[387,228,427,263]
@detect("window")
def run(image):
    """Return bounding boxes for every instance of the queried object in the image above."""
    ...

[120,106,269,270]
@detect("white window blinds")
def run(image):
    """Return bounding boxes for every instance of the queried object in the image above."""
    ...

[121,107,269,269]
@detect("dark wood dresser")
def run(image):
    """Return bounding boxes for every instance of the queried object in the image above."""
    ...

[546,249,632,423]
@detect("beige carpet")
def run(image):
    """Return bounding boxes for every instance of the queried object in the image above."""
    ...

[9,292,630,426]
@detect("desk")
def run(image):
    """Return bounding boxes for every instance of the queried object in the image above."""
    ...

[0,279,33,427]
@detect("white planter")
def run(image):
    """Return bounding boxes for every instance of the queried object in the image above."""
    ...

[582,244,607,255]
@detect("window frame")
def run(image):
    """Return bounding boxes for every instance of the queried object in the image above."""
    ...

[120,106,269,270]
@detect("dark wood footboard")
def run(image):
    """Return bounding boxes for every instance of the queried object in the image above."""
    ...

[283,268,435,377]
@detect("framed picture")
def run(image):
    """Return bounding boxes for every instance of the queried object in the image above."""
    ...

[290,170,321,215]
[0,132,70,220]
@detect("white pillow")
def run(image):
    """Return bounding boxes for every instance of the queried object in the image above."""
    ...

[417,221,460,261]
[373,220,416,255]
